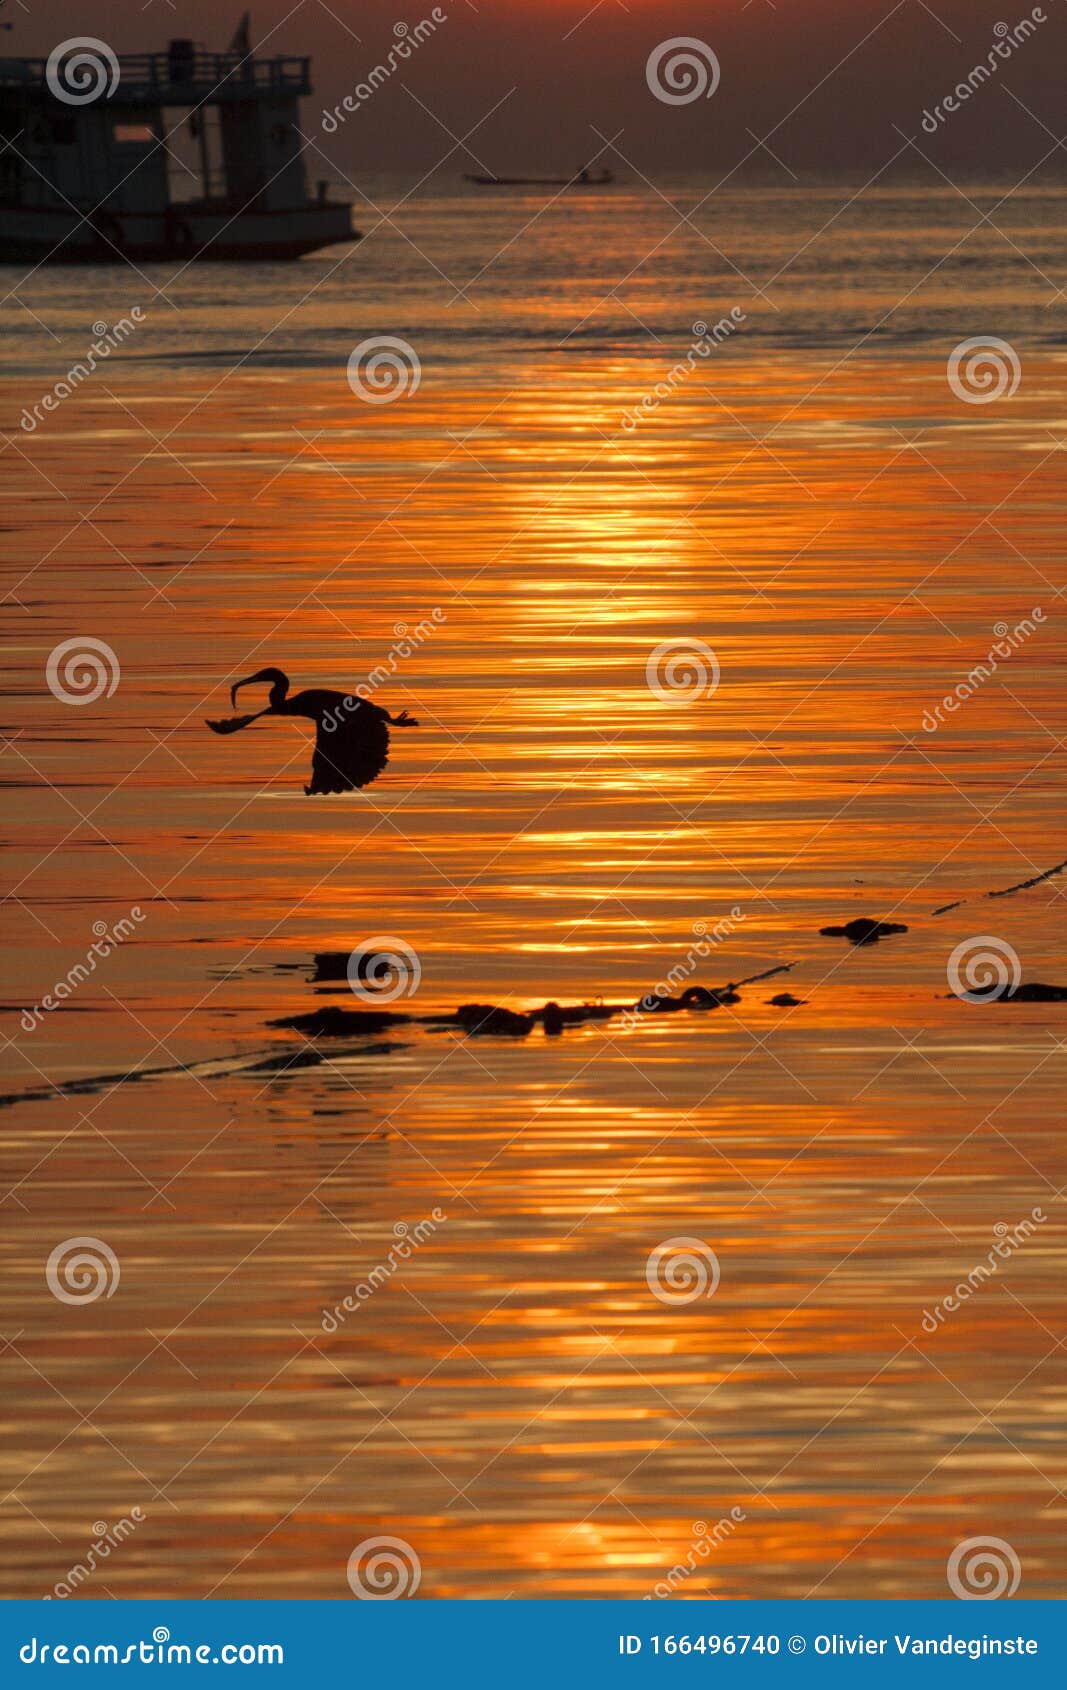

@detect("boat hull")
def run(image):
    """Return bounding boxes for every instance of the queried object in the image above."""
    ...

[463,174,614,188]
[0,203,358,263]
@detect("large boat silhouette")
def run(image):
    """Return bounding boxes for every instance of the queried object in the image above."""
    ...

[0,30,355,262]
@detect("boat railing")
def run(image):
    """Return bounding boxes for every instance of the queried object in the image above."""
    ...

[0,52,312,102]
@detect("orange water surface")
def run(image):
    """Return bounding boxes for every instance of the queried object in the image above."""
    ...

[1,342,1065,1599]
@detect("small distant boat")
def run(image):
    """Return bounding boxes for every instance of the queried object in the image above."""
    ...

[463,168,614,189]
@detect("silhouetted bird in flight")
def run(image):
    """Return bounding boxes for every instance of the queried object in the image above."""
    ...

[206,667,418,794]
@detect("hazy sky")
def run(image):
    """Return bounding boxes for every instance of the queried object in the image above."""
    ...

[10,1,1067,177]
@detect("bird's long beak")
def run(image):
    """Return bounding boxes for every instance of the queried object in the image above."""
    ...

[230,669,274,710]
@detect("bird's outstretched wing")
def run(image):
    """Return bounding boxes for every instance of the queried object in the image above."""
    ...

[306,703,391,795]
[206,713,260,735]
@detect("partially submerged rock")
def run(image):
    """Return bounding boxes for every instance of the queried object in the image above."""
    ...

[634,984,741,1014]
[542,1001,565,1036]
[270,1006,410,1037]
[681,984,741,1009]
[820,917,908,946]
[960,981,1067,1004]
[455,1003,534,1037]
[1012,982,1067,1002]
[541,1000,618,1027]
[247,1049,327,1074]
[309,952,350,982]
[768,993,804,1007]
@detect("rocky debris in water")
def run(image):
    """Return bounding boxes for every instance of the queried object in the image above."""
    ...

[305,950,413,992]
[456,1003,534,1037]
[539,1000,616,1034]
[682,985,740,1009]
[250,1040,402,1074]
[929,857,1067,919]
[820,917,908,946]
[270,1006,410,1037]
[959,980,1067,1003]
[988,857,1067,899]
[635,984,742,1013]
[542,1001,564,1036]
[247,1049,327,1074]
[768,993,804,1007]
[309,952,350,982]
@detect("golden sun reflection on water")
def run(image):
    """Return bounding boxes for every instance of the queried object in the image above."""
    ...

[1,352,1065,1597]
